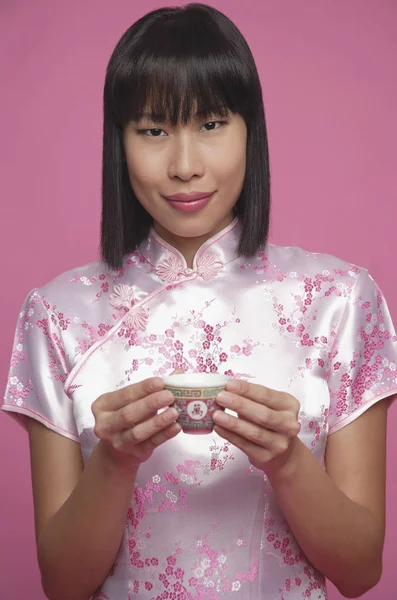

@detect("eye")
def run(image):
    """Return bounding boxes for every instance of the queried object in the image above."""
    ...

[201,121,227,132]
[138,128,167,137]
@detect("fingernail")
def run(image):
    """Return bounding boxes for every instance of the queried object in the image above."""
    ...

[159,391,174,405]
[213,410,229,424]
[150,377,164,390]
[226,380,240,392]
[217,391,233,406]
[166,408,179,421]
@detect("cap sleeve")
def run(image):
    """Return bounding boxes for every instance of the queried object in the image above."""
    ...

[1,289,79,441]
[327,269,397,434]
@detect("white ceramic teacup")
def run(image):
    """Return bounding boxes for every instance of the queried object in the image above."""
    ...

[163,373,231,434]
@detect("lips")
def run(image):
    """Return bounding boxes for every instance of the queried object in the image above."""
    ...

[164,192,214,202]
[163,191,215,214]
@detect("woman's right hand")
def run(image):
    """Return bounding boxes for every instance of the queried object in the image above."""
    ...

[91,377,180,472]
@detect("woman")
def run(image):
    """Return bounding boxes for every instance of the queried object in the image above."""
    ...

[2,4,397,599]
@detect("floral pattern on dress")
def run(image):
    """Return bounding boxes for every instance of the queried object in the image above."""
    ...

[114,301,260,388]
[74,319,114,357]
[122,515,259,599]
[240,250,287,283]
[265,269,358,386]
[327,271,397,430]
[263,491,325,598]
[130,442,235,522]
[6,292,70,406]
[299,406,329,454]
[70,266,124,304]
[113,440,251,598]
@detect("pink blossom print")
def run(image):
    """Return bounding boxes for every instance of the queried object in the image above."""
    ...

[327,269,397,432]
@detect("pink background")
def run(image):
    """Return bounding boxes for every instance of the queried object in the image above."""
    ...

[0,1,396,598]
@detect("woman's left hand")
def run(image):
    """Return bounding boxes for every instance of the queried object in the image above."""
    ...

[213,380,301,475]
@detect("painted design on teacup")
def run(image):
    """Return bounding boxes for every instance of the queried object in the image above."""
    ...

[187,400,208,420]
[165,385,225,433]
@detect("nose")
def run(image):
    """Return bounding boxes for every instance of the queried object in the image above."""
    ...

[167,133,205,181]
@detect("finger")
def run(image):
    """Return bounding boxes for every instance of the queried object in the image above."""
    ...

[170,368,185,375]
[93,377,165,412]
[112,406,179,451]
[213,410,290,452]
[213,424,273,465]
[216,392,300,437]
[94,389,175,438]
[225,380,292,411]
[133,422,182,458]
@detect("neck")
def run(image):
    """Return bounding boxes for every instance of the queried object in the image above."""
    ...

[153,214,234,268]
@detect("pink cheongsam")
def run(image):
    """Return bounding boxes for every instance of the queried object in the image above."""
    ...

[3,218,397,599]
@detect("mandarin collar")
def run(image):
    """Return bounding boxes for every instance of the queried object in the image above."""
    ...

[137,217,240,284]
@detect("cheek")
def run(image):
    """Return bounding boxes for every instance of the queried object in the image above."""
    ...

[126,155,158,190]
[216,142,246,186]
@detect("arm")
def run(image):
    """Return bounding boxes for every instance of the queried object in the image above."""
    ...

[29,421,136,600]
[28,378,180,600]
[266,400,388,598]
[213,380,391,598]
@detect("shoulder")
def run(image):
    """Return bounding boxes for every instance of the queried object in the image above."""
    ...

[23,255,142,329]
[35,255,139,307]
[264,243,370,291]
[38,259,111,298]
[30,259,109,311]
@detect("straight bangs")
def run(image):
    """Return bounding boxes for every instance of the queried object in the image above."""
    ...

[105,7,260,128]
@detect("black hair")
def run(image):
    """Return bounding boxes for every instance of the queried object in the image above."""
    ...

[101,2,271,269]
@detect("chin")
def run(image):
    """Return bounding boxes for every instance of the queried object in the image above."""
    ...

[155,210,234,240]
[169,222,215,239]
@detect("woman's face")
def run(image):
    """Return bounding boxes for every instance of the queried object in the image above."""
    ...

[123,108,247,245]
